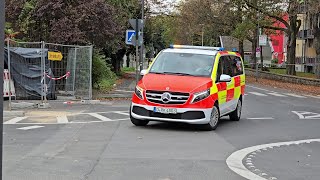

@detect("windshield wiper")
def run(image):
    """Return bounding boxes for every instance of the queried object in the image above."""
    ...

[162,72,195,76]
[149,72,164,74]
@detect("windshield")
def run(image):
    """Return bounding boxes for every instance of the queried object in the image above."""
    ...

[149,51,215,77]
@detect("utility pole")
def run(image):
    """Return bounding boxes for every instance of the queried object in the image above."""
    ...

[256,11,260,82]
[0,0,5,179]
[202,27,204,46]
[135,19,139,84]
[139,0,144,75]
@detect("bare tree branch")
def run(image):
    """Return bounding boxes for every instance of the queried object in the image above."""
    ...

[244,0,290,29]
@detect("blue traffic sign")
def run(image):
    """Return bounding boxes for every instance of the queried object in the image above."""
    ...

[126,30,136,45]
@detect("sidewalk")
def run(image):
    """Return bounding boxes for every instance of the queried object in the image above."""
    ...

[246,75,320,96]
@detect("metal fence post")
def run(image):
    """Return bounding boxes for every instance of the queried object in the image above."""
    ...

[40,41,44,103]
[89,46,93,100]
[42,41,47,102]
[72,47,77,96]
[7,38,12,110]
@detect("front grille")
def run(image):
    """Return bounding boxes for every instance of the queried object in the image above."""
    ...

[146,90,190,105]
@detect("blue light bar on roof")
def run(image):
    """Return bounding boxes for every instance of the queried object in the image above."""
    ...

[170,45,223,51]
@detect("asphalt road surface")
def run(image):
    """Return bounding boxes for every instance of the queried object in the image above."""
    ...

[3,84,320,180]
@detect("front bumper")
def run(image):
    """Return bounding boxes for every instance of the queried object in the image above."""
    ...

[131,103,212,124]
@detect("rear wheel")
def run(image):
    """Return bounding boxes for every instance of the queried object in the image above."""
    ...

[229,99,242,121]
[203,105,220,131]
[130,108,149,126]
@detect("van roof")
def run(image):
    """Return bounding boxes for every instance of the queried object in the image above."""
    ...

[162,48,219,56]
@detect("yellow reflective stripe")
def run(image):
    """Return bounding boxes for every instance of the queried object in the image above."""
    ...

[240,74,245,86]
[234,86,241,99]
[211,53,220,82]
[218,90,227,104]
[210,85,218,95]
[229,52,237,55]
[227,78,235,90]
[147,51,162,71]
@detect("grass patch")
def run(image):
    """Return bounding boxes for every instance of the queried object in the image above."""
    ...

[94,78,116,92]
[269,68,316,79]
[122,67,135,72]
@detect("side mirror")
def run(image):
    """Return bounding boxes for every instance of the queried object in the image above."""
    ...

[219,74,232,82]
[140,69,148,76]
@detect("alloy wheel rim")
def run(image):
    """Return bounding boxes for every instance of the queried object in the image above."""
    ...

[210,107,219,126]
[237,101,242,118]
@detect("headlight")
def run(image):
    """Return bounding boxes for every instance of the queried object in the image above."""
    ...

[135,86,144,99]
[191,89,210,103]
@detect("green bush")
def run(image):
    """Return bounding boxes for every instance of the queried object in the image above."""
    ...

[92,49,116,92]
[122,67,135,72]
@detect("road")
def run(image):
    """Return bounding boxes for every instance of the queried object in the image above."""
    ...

[3,84,320,180]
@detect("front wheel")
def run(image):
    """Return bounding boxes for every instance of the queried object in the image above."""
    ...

[229,99,242,121]
[203,105,220,131]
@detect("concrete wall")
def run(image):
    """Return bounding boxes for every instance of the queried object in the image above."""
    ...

[245,68,320,86]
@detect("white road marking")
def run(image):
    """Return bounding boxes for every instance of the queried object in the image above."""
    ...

[226,139,320,180]
[88,113,113,121]
[304,95,320,99]
[114,111,129,116]
[4,117,28,124]
[267,92,287,97]
[57,116,69,123]
[115,90,134,93]
[247,117,274,120]
[247,85,312,99]
[285,93,306,98]
[292,111,320,119]
[249,92,268,96]
[113,118,130,121]
[246,85,273,92]
[17,125,44,130]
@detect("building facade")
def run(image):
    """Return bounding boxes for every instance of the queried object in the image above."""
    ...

[296,4,317,73]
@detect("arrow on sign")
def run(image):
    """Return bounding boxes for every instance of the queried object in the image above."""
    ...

[292,111,320,119]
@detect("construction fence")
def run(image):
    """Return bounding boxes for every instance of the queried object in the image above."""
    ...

[4,39,93,106]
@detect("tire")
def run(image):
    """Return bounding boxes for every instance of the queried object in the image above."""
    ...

[229,99,242,121]
[130,108,149,126]
[203,105,220,131]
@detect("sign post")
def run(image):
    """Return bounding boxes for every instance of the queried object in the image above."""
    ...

[128,19,144,84]
[0,0,5,179]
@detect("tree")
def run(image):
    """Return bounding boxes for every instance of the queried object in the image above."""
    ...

[240,0,302,76]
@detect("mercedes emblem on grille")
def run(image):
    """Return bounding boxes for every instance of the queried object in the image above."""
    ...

[161,92,171,103]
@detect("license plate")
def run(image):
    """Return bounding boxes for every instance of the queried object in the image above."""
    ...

[153,107,177,114]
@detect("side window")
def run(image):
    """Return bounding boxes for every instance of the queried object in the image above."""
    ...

[222,56,233,76]
[230,56,244,76]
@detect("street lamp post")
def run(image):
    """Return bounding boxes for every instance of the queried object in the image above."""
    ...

[139,0,144,74]
[202,27,204,46]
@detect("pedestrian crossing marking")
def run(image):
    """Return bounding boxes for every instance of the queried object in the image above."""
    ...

[285,93,306,98]
[57,116,69,123]
[88,113,113,121]
[17,125,44,130]
[247,91,307,98]
[249,92,267,96]
[267,92,287,97]
[4,117,28,124]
